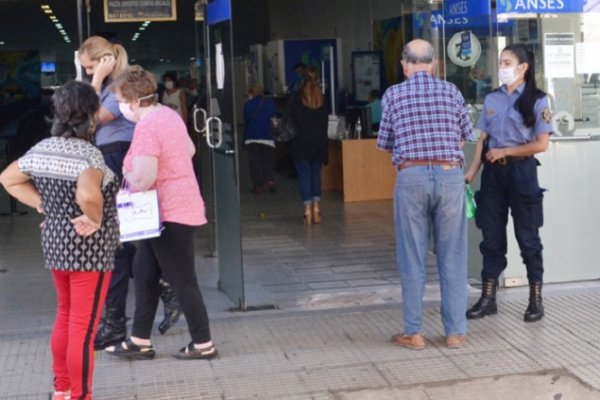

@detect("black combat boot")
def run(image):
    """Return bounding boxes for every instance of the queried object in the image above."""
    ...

[158,278,182,335]
[94,306,127,350]
[524,281,544,322]
[466,278,498,319]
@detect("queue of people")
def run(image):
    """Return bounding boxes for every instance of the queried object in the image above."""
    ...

[0,36,553,398]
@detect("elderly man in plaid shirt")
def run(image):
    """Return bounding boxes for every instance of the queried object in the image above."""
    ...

[377,39,476,350]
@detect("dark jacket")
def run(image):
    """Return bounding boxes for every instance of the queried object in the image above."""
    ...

[243,95,277,142]
[289,93,329,163]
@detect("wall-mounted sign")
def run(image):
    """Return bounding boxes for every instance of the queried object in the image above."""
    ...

[207,0,231,25]
[104,0,177,23]
[447,31,481,67]
[497,0,585,14]
[544,33,575,78]
[444,0,491,21]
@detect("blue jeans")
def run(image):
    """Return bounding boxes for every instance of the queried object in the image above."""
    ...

[295,159,323,204]
[394,166,467,336]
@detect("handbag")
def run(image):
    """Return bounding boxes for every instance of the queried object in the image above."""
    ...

[116,181,162,242]
[465,184,476,219]
[271,109,297,143]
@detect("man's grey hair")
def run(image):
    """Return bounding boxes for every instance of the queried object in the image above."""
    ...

[402,42,435,64]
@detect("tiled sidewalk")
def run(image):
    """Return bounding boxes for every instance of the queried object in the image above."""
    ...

[2,292,600,399]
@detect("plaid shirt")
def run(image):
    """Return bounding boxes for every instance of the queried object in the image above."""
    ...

[376,72,475,167]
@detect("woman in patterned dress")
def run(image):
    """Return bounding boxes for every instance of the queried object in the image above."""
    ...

[0,81,119,400]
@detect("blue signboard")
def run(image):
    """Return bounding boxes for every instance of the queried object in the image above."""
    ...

[444,0,491,20]
[496,0,585,14]
[414,10,510,31]
[207,0,231,25]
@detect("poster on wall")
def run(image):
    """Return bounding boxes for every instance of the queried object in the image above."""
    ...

[282,39,338,95]
[575,42,600,75]
[544,33,575,79]
[352,52,382,103]
[373,17,403,88]
[447,31,481,67]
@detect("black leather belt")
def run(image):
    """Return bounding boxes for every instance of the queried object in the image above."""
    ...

[97,141,131,155]
[495,156,530,166]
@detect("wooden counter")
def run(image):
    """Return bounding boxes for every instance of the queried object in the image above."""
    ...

[322,138,396,202]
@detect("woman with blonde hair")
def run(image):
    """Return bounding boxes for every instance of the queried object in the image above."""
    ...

[289,66,329,224]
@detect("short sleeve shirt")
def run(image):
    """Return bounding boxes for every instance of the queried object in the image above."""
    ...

[94,82,135,146]
[376,72,475,166]
[123,106,207,226]
[18,137,119,271]
[477,84,553,148]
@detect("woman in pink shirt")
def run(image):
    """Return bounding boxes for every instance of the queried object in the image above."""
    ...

[106,66,217,360]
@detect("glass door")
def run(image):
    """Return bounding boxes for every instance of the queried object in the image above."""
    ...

[193,0,245,309]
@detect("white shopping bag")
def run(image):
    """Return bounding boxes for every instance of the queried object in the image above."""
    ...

[116,187,162,242]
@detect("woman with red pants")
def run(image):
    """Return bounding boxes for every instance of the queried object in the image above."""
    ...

[0,81,119,400]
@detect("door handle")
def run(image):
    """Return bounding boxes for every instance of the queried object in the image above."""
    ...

[205,116,223,149]
[193,106,207,133]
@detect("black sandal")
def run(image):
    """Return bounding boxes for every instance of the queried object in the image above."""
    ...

[106,338,155,360]
[173,342,218,360]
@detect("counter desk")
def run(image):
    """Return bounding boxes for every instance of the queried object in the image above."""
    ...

[321,138,396,202]
[465,136,600,286]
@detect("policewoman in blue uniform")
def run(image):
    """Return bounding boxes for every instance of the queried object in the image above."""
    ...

[464,44,553,323]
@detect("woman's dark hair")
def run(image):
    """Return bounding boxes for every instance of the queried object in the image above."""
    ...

[50,80,100,141]
[162,70,178,85]
[503,44,546,128]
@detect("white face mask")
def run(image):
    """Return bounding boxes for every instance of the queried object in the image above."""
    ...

[164,81,175,90]
[118,102,137,122]
[498,67,519,86]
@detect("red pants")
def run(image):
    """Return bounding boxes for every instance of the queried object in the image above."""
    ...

[51,270,111,400]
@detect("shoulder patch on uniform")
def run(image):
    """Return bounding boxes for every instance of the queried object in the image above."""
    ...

[542,108,552,123]
[487,108,496,115]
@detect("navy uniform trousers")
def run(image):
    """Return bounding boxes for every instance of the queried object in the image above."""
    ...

[475,157,544,283]
[101,144,136,313]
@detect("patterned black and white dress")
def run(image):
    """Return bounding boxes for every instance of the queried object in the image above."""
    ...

[18,137,119,272]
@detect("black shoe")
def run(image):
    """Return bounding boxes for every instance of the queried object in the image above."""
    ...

[106,338,155,360]
[173,342,218,360]
[524,281,544,322]
[158,278,182,335]
[466,278,498,320]
[94,306,127,350]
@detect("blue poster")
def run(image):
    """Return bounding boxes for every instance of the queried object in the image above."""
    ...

[496,0,585,14]
[207,0,231,25]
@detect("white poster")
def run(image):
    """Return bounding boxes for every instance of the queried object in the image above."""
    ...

[544,33,575,78]
[215,43,225,90]
[575,42,600,75]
